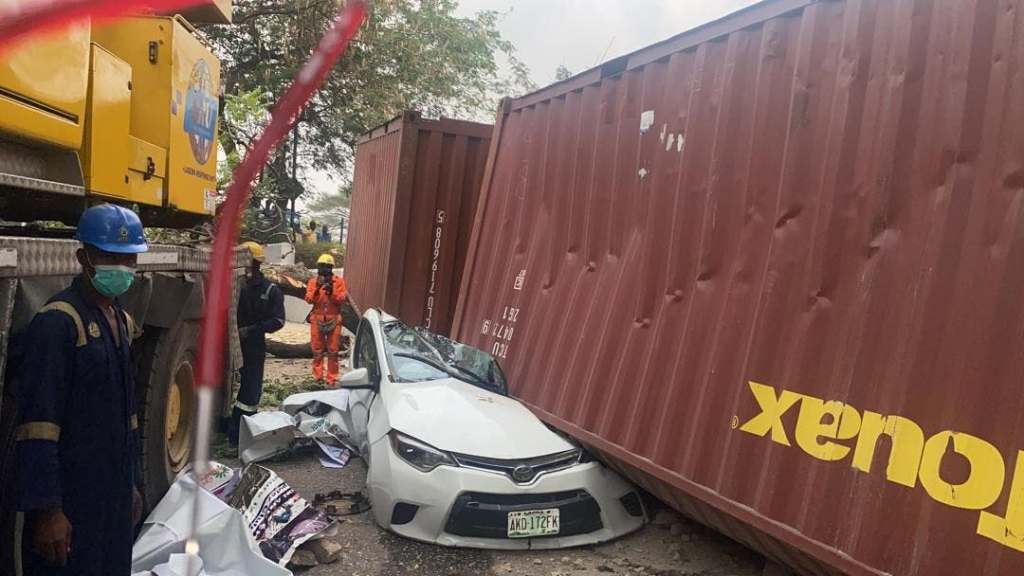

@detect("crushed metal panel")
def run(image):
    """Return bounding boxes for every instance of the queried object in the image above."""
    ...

[452,0,1024,574]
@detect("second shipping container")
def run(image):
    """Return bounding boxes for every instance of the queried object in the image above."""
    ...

[346,112,491,335]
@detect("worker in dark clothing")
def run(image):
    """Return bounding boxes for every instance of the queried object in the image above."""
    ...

[16,204,148,576]
[229,242,286,444]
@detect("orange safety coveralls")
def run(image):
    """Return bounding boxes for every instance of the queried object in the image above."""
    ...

[305,275,348,385]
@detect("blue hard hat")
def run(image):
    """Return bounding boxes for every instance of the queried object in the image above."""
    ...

[75,204,149,254]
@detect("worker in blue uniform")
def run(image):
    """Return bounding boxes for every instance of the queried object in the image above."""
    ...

[228,242,286,445]
[15,204,148,575]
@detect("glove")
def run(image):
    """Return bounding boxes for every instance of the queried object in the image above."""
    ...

[239,326,253,339]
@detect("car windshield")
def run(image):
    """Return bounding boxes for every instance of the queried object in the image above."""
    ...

[382,320,508,395]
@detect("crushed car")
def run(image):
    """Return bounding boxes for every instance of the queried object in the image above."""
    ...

[336,309,646,549]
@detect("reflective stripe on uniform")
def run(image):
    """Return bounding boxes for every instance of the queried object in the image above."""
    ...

[130,415,139,430]
[123,311,143,341]
[234,400,259,412]
[15,421,60,442]
[39,301,87,347]
[14,511,23,576]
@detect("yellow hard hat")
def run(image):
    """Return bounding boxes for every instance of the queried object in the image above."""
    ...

[317,253,335,266]
[241,241,265,262]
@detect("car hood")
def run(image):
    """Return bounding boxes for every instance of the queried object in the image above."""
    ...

[385,378,574,459]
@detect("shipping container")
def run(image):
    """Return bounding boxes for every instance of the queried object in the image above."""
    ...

[452,0,1024,574]
[347,112,491,335]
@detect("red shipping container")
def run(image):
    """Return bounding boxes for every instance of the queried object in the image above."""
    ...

[346,112,491,335]
[453,0,1024,574]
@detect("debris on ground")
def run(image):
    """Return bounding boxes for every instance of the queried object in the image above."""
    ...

[304,538,344,564]
[239,411,297,463]
[240,389,354,466]
[289,549,319,568]
[133,460,343,573]
[313,490,372,517]
[132,470,290,576]
[260,376,327,410]
[315,439,351,468]
[227,465,336,565]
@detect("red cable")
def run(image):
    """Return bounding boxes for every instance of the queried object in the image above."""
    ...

[195,1,367,390]
[3,1,369,554]
[0,0,369,391]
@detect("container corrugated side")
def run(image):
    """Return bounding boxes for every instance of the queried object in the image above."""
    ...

[346,121,402,313]
[452,0,1024,574]
[346,112,491,335]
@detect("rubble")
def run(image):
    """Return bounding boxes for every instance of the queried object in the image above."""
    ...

[304,538,343,564]
[288,549,318,568]
[239,389,354,466]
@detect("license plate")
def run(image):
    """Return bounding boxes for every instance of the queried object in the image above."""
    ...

[507,508,560,538]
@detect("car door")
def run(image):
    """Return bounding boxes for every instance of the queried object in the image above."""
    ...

[346,316,382,455]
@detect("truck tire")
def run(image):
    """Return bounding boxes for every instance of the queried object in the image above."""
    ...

[135,321,200,507]
[0,378,19,576]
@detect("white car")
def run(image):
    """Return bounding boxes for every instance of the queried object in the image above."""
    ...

[337,309,646,549]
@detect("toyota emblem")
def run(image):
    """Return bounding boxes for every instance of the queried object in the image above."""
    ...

[511,465,535,483]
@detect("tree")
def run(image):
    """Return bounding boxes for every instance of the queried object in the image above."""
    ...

[555,64,573,82]
[307,184,351,227]
[207,0,535,188]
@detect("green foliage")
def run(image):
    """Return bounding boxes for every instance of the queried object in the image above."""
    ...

[294,241,345,269]
[554,64,574,82]
[206,0,534,185]
[260,377,325,410]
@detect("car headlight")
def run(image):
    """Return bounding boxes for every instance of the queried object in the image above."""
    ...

[389,431,457,472]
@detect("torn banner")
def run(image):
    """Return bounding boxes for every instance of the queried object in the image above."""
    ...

[133,463,335,572]
[131,473,291,576]
[228,465,336,565]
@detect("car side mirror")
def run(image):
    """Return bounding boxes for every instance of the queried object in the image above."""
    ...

[340,367,375,390]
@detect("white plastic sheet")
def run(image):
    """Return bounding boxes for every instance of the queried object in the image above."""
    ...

[239,412,296,464]
[281,389,350,415]
[239,389,354,465]
[131,475,291,576]
[132,554,203,576]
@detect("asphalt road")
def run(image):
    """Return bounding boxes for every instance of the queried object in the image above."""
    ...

[264,451,766,576]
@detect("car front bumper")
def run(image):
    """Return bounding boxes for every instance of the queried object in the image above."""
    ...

[366,438,646,549]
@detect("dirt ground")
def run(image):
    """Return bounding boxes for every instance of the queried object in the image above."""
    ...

[255,356,768,576]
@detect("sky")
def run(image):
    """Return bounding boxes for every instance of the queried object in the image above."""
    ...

[454,0,760,88]
[305,0,760,207]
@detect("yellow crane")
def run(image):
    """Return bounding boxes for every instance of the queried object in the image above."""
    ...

[0,5,241,569]
[0,0,231,225]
